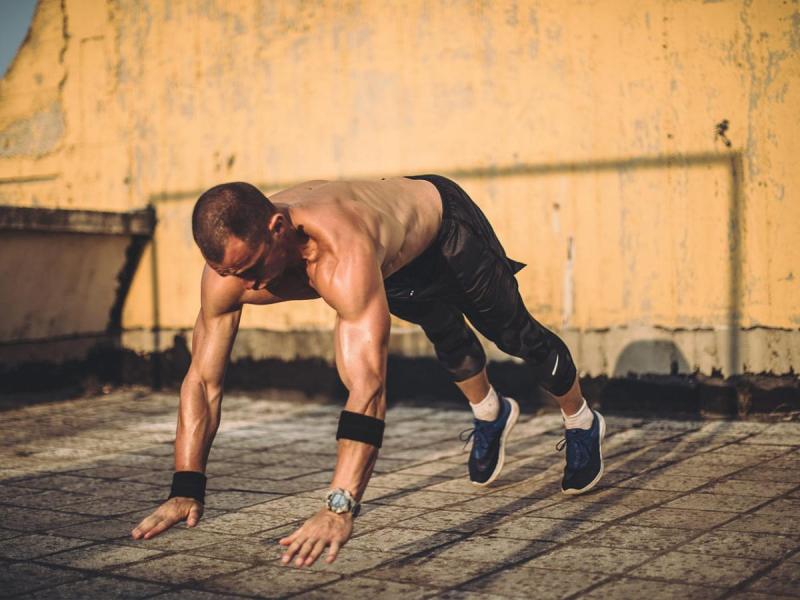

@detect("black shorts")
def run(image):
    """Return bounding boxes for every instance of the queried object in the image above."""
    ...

[384,174,577,395]
[384,174,526,304]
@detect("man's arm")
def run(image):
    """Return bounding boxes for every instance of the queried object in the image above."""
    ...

[328,261,390,500]
[132,267,243,540]
[174,302,241,472]
[279,244,390,567]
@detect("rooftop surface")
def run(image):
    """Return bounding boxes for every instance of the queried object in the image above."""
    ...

[1,389,798,599]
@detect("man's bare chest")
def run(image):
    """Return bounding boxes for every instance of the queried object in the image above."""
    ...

[264,264,320,301]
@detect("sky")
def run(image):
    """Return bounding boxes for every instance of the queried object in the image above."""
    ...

[0,0,39,77]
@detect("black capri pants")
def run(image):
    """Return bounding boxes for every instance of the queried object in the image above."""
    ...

[384,174,577,397]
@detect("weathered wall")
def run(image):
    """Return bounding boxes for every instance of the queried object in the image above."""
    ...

[1,0,798,378]
[0,231,130,365]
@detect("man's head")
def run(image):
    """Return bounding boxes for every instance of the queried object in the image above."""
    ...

[192,182,289,289]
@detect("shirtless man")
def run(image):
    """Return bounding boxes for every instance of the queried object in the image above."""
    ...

[130,175,606,568]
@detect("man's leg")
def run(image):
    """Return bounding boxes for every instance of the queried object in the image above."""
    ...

[388,299,518,486]
[408,173,603,493]
[387,299,487,383]
[455,367,490,404]
[458,354,582,418]
[554,369,583,417]
[457,283,606,495]
[435,222,604,493]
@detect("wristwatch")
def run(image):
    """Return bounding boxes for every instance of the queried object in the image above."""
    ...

[325,488,361,518]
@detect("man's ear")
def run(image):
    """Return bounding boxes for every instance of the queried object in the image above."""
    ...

[268,213,285,237]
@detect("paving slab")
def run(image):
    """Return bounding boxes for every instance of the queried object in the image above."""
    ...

[298,576,436,599]
[39,541,165,570]
[519,544,654,574]
[462,566,609,599]
[0,389,798,599]
[678,529,800,561]
[111,553,250,584]
[572,523,695,552]
[746,559,800,596]
[23,575,168,599]
[0,533,90,560]
[630,551,770,586]
[0,561,84,596]
[368,555,495,588]
[199,564,341,597]
[581,577,723,600]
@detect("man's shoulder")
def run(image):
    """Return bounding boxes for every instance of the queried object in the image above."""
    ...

[309,239,383,315]
[200,264,245,315]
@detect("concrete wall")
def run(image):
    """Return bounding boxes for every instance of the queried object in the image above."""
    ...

[1,0,798,378]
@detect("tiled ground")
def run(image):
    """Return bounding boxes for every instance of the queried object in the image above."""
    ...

[1,388,799,599]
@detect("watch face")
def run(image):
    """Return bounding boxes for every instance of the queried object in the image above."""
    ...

[329,492,349,512]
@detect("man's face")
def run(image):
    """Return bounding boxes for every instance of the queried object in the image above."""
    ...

[211,235,272,290]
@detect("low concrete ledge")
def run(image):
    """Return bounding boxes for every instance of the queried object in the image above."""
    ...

[2,330,798,419]
[0,205,156,236]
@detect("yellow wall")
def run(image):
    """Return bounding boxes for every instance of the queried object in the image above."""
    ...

[1,0,798,376]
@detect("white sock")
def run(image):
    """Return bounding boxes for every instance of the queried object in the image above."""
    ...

[471,386,500,421]
[562,398,593,430]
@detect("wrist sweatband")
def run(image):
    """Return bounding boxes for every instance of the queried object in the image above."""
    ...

[336,410,385,448]
[168,471,207,504]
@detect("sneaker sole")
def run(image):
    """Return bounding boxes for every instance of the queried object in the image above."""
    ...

[471,397,520,487]
[561,410,606,496]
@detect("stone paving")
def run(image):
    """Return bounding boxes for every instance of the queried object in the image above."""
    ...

[1,388,799,599]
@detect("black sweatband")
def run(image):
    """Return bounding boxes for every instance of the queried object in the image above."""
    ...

[336,410,385,448]
[168,471,207,504]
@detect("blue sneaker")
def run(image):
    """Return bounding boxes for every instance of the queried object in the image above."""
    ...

[557,409,606,495]
[460,396,519,486]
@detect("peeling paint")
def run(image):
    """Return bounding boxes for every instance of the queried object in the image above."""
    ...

[0,102,65,158]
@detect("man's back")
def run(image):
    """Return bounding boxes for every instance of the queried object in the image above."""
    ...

[274,176,442,278]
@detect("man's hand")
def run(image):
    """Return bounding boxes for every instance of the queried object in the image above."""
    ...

[131,497,203,540]
[278,508,353,567]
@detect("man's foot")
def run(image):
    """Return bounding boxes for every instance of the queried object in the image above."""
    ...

[460,396,519,486]
[557,409,606,495]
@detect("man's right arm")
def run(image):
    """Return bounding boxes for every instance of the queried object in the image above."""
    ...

[174,300,241,473]
[132,266,243,540]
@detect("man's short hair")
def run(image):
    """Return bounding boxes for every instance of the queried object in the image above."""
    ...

[192,182,276,263]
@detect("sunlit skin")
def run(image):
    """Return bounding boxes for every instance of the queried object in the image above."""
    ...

[129,177,585,567]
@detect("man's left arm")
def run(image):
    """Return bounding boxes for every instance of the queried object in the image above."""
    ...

[279,246,389,567]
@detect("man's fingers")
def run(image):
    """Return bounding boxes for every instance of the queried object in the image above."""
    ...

[278,534,294,546]
[305,539,326,566]
[131,499,200,539]
[281,538,304,565]
[279,527,303,546]
[142,518,174,540]
[295,538,316,567]
[187,504,202,527]
[131,513,162,539]
[326,540,341,564]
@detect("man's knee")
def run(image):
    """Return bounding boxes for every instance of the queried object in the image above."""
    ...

[492,318,576,396]
[426,320,487,382]
[527,329,577,397]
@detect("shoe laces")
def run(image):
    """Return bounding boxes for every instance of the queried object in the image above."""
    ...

[556,427,592,471]
[459,420,492,453]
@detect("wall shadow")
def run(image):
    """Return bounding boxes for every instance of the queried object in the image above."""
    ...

[613,339,691,378]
